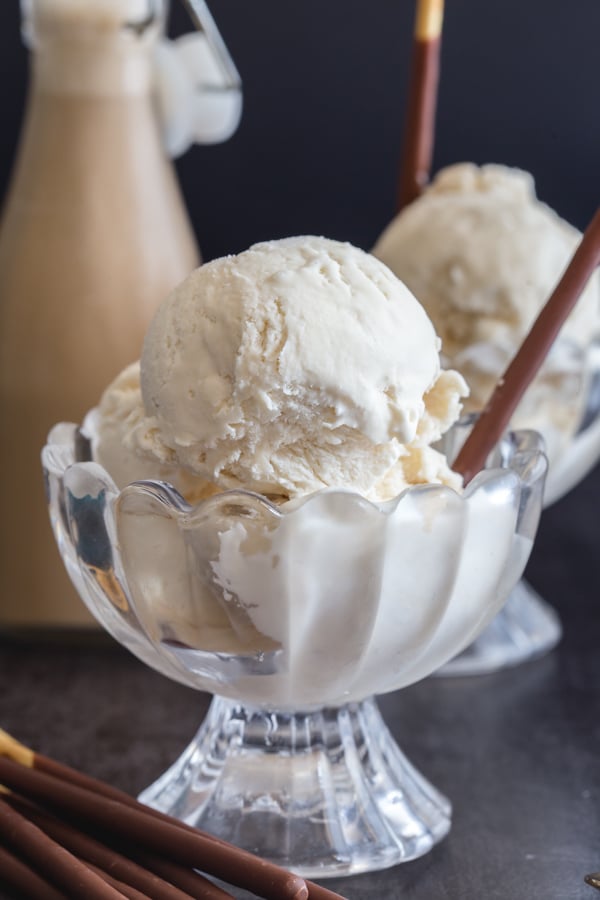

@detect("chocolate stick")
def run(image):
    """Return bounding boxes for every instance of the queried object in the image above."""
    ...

[89,843,343,900]
[0,727,180,814]
[0,729,346,899]
[305,882,350,900]
[125,848,235,900]
[85,862,153,900]
[6,794,201,900]
[0,757,308,900]
[1,725,281,855]
[0,796,127,899]
[453,207,600,484]
[0,843,67,900]
[397,0,444,210]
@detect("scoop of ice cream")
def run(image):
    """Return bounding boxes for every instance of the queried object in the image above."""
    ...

[373,163,600,466]
[374,163,599,358]
[91,361,218,502]
[131,235,467,500]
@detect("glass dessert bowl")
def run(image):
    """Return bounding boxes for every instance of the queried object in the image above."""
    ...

[440,355,600,676]
[374,164,600,676]
[42,416,547,878]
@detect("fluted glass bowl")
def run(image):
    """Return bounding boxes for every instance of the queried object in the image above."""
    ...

[440,362,600,676]
[42,417,547,877]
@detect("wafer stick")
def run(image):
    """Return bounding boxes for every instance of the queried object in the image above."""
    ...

[124,848,234,900]
[129,847,344,900]
[0,729,345,899]
[0,843,67,900]
[6,793,202,900]
[397,0,444,209]
[85,862,152,900]
[0,795,126,899]
[453,207,600,484]
[0,756,308,900]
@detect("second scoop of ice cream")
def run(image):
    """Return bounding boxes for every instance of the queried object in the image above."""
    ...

[373,163,599,359]
[130,235,467,500]
[373,164,600,473]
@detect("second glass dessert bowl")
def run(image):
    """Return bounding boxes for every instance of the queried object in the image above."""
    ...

[43,416,547,878]
[439,345,600,676]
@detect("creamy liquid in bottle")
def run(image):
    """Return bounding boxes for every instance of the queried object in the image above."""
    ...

[0,0,199,631]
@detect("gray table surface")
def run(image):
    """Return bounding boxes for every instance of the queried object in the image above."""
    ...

[1,464,599,900]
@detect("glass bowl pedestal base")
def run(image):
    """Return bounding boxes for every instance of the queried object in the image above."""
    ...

[138,696,451,879]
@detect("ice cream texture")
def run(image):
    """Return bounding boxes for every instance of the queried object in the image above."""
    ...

[120,235,468,502]
[373,163,600,466]
[90,361,217,502]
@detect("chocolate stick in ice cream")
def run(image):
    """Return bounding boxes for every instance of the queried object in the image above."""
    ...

[453,207,600,485]
[397,0,444,210]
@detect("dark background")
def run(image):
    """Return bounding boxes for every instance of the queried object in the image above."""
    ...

[1,5,600,897]
[0,0,598,260]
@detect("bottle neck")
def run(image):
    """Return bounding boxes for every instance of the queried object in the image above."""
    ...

[22,0,165,96]
[31,34,155,96]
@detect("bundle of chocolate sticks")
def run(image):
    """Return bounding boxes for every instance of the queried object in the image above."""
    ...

[0,730,346,900]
